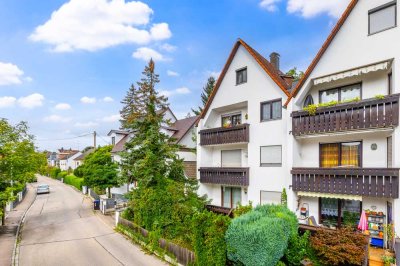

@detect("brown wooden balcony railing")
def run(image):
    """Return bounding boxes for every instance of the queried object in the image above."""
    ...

[291,94,399,137]
[206,205,234,217]
[199,124,249,146]
[291,167,399,198]
[199,167,249,186]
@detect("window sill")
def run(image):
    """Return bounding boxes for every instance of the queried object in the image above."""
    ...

[260,164,282,167]
[260,118,282,122]
[236,82,247,86]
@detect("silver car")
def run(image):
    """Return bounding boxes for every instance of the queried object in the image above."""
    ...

[37,184,50,194]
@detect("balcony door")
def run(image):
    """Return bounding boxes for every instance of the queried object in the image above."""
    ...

[221,150,241,167]
[222,186,241,208]
[319,198,361,228]
[221,113,242,128]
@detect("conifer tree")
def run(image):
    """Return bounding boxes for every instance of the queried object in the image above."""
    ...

[192,76,216,115]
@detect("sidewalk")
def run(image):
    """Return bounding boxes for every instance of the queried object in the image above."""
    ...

[0,184,36,266]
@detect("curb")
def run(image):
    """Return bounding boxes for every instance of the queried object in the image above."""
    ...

[12,185,37,266]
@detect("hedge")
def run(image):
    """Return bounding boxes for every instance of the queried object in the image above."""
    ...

[225,204,298,266]
[64,174,84,190]
[56,171,68,180]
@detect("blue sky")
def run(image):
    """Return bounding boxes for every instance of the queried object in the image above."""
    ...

[0,0,350,151]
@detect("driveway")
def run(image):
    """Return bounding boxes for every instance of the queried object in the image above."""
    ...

[19,175,166,266]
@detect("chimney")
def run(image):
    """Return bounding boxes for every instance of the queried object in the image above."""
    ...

[270,52,280,71]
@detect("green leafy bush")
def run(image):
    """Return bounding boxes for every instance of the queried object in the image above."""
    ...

[310,226,368,266]
[192,210,231,266]
[64,174,84,190]
[226,204,298,266]
[121,207,135,221]
[57,171,68,180]
[233,201,252,218]
[73,165,84,177]
[283,231,312,266]
[49,167,61,178]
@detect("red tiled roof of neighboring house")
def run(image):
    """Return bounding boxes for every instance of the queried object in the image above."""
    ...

[58,150,79,160]
[111,134,129,153]
[284,0,359,107]
[170,116,199,143]
[200,38,291,121]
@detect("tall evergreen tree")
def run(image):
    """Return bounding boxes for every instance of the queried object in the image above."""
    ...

[192,76,216,115]
[119,59,186,188]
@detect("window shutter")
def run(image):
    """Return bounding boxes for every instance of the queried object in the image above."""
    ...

[221,150,242,167]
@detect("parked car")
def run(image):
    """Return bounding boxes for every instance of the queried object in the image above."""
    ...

[37,184,50,194]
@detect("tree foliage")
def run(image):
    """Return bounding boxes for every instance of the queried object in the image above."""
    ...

[286,67,304,81]
[0,119,45,220]
[192,76,215,115]
[80,145,118,195]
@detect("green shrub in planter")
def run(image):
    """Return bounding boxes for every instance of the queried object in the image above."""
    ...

[226,204,298,266]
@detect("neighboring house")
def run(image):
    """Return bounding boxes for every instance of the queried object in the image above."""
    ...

[196,39,294,210]
[108,108,199,195]
[46,151,57,167]
[57,148,81,171]
[73,148,94,169]
[288,0,400,237]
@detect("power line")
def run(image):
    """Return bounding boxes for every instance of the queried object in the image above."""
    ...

[35,133,93,142]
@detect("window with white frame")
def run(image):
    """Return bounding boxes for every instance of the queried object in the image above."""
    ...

[369,1,397,35]
[260,145,282,167]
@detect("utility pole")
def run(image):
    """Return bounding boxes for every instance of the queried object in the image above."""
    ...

[93,131,97,150]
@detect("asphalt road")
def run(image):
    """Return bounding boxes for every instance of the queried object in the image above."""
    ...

[19,175,166,266]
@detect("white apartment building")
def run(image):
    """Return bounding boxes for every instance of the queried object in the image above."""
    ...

[197,1,400,249]
[196,39,294,211]
[288,0,400,246]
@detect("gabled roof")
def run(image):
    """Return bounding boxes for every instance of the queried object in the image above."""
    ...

[200,38,291,120]
[284,0,359,107]
[74,148,94,161]
[170,115,199,143]
[111,134,130,153]
[107,129,129,136]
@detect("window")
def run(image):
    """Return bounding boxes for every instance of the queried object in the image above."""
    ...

[260,191,281,205]
[260,99,282,121]
[319,83,361,103]
[221,113,242,127]
[112,136,115,145]
[369,1,397,35]
[389,72,393,95]
[387,136,393,167]
[221,150,241,167]
[236,68,247,85]
[260,145,282,167]
[320,142,361,168]
[222,186,241,208]
[303,95,314,107]
[320,198,361,228]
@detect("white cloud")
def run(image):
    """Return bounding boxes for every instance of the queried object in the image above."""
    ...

[0,62,24,86]
[74,121,98,128]
[159,87,191,97]
[132,47,166,61]
[102,114,120,122]
[150,23,172,40]
[55,103,71,110]
[160,43,177,52]
[103,96,114,102]
[209,71,221,79]
[25,76,33,82]
[29,0,171,52]
[0,96,17,108]
[80,96,96,104]
[43,115,71,123]
[287,0,349,18]
[259,0,281,11]
[167,70,179,77]
[18,93,44,109]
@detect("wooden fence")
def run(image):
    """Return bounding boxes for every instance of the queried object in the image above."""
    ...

[117,216,195,266]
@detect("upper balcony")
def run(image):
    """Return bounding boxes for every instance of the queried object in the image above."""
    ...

[199,124,250,146]
[291,167,399,198]
[199,167,249,186]
[291,94,399,137]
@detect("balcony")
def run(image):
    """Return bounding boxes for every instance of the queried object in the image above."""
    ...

[206,205,233,217]
[291,167,399,198]
[199,167,249,186]
[199,124,249,146]
[291,94,399,137]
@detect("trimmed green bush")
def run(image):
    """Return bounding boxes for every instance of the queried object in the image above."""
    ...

[49,167,61,179]
[57,171,68,180]
[192,210,231,266]
[226,204,298,266]
[64,174,84,190]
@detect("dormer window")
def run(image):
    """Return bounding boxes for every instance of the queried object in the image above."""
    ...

[236,67,247,85]
[369,1,397,35]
